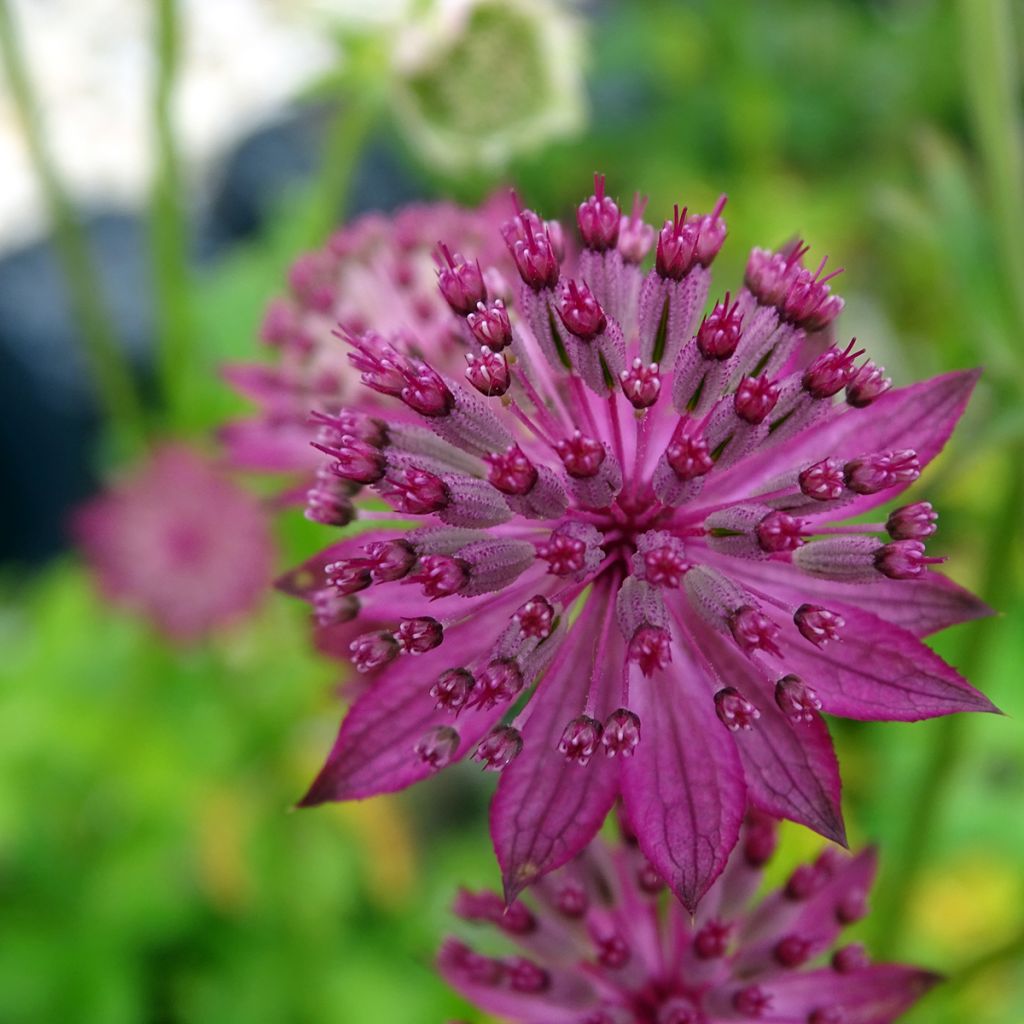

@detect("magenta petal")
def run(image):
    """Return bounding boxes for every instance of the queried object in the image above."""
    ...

[438,942,590,1023]
[621,643,746,913]
[757,964,939,1021]
[729,557,992,637]
[492,600,621,902]
[220,419,322,472]
[781,604,999,721]
[298,641,501,804]
[711,369,979,508]
[699,628,846,845]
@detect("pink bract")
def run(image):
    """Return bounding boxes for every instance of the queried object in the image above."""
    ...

[285,175,993,910]
[221,194,515,485]
[74,445,273,642]
[440,813,938,1024]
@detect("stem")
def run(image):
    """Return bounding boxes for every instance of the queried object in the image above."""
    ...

[300,94,377,248]
[945,927,1024,992]
[0,0,146,450]
[956,0,1024,338]
[151,0,197,429]
[872,443,1024,956]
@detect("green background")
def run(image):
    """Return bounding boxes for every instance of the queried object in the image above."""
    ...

[1,1,1022,1021]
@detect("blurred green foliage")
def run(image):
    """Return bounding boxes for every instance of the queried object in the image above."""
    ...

[2,0,1023,1021]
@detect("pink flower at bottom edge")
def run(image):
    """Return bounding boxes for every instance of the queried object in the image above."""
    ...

[74,444,274,642]
[285,176,995,911]
[440,812,939,1024]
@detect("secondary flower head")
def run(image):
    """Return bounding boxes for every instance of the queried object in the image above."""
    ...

[74,445,273,642]
[221,196,513,478]
[286,175,993,910]
[440,813,938,1024]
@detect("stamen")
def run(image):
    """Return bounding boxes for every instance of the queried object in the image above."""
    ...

[774,675,822,723]
[473,726,524,771]
[601,708,641,757]
[414,725,460,769]
[715,687,761,731]
[558,715,604,765]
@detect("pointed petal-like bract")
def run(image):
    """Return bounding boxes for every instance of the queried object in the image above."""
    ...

[492,600,621,902]
[711,369,979,511]
[755,965,940,1022]
[780,604,999,721]
[699,628,845,844]
[441,825,935,1024]
[298,640,504,804]
[729,557,992,637]
[622,646,746,912]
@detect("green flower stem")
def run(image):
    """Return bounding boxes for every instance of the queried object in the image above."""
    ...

[300,93,378,249]
[944,926,1024,992]
[957,0,1024,340]
[151,0,198,430]
[0,0,146,453]
[872,443,1024,957]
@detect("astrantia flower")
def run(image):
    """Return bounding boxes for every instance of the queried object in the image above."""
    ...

[440,813,938,1024]
[221,195,513,487]
[286,175,994,909]
[75,445,273,642]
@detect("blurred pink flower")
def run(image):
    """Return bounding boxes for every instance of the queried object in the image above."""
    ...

[440,813,938,1024]
[220,195,515,488]
[75,445,273,642]
[283,176,993,910]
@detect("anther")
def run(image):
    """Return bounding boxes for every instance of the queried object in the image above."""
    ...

[628,625,672,676]
[665,434,714,481]
[513,596,556,639]
[794,604,844,647]
[396,616,443,654]
[844,449,920,494]
[886,502,937,540]
[756,510,804,553]
[832,944,869,973]
[556,431,607,478]
[414,725,460,769]
[435,242,487,316]
[799,457,846,501]
[802,340,863,399]
[473,726,524,771]
[620,358,662,409]
[874,539,944,580]
[734,375,781,425]
[556,279,608,340]
[846,360,891,407]
[430,668,475,712]
[774,675,822,723]
[715,688,761,731]
[696,293,742,360]
[467,299,513,351]
[601,708,641,757]
[407,554,469,598]
[558,715,604,766]
[774,935,812,968]
[379,466,450,515]
[350,630,399,672]
[729,606,781,656]
[486,444,539,496]
[694,920,731,959]
[577,173,621,251]
[733,985,771,1018]
[465,346,511,397]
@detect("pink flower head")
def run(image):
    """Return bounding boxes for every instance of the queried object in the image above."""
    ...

[221,196,514,476]
[440,814,938,1024]
[289,178,993,910]
[74,446,273,642]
